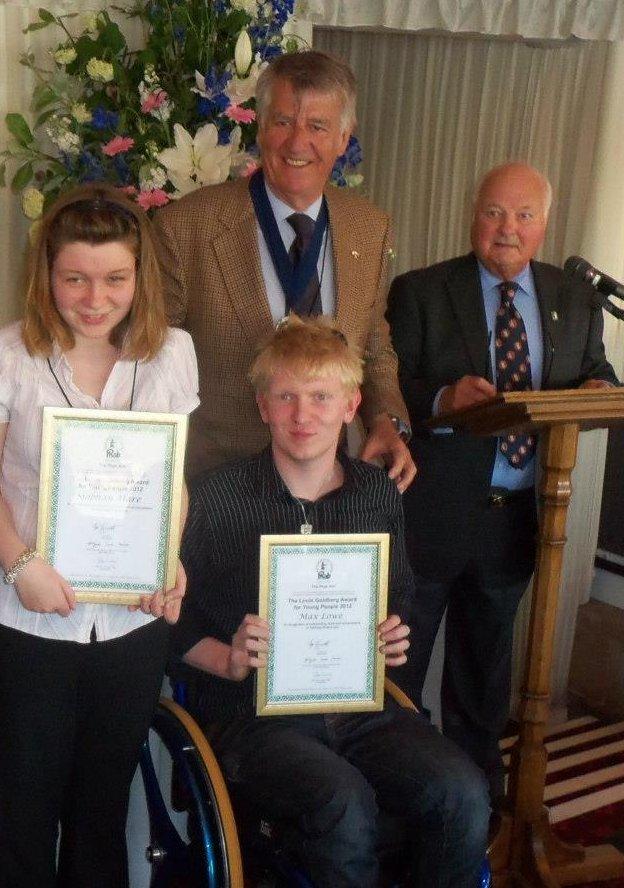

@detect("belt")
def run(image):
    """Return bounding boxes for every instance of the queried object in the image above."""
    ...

[487,486,533,507]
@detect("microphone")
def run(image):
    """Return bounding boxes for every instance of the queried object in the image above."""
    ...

[564,256,624,300]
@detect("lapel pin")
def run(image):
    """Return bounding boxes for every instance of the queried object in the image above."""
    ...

[351,250,360,259]
[551,311,559,321]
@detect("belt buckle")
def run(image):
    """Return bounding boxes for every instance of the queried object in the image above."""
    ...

[489,489,507,507]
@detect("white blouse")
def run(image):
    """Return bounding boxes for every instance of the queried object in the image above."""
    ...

[0,321,199,643]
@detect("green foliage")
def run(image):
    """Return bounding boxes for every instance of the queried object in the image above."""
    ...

[6,114,33,147]
[1,1,357,220]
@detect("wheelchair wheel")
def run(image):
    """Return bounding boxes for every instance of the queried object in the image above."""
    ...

[140,697,243,888]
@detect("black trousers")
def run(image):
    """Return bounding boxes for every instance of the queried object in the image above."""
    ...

[0,619,169,888]
[402,490,535,804]
[207,700,490,888]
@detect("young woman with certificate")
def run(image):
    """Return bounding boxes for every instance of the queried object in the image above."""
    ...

[0,184,198,887]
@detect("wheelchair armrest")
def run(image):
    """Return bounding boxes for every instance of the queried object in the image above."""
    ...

[384,676,418,711]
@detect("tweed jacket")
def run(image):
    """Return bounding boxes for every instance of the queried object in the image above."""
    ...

[154,178,407,476]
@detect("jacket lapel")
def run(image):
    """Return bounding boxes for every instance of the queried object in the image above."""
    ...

[212,179,274,344]
[531,260,562,387]
[446,254,491,377]
[324,187,367,338]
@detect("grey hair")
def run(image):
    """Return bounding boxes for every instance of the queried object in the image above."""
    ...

[256,50,356,133]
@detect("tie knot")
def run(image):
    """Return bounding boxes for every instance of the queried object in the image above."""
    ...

[499,281,518,303]
[287,213,315,249]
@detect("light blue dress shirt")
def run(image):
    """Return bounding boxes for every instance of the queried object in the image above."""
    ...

[256,184,336,323]
[434,261,544,490]
[480,262,543,490]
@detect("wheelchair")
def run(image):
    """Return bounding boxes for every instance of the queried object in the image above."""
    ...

[139,677,492,888]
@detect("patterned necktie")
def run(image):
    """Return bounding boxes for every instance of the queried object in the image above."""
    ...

[287,213,322,316]
[495,281,536,469]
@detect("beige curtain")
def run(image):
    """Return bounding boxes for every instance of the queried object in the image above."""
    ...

[0,0,35,325]
[304,0,624,41]
[315,26,609,275]
[314,25,624,718]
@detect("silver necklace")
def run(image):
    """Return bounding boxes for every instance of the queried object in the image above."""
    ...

[294,498,314,535]
[290,462,339,535]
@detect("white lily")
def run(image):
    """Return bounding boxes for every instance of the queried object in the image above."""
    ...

[234,30,253,77]
[226,55,268,106]
[228,125,258,178]
[157,123,233,196]
[192,70,211,99]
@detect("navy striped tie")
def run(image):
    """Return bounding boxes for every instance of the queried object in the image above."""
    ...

[287,213,322,316]
[495,281,536,469]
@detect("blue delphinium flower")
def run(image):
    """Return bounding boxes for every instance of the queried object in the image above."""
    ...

[59,151,76,174]
[77,150,106,182]
[217,121,233,146]
[251,0,294,53]
[261,44,282,60]
[196,66,232,118]
[331,136,363,186]
[198,93,230,117]
[112,153,132,185]
[272,0,294,29]
[91,106,119,131]
[343,135,363,168]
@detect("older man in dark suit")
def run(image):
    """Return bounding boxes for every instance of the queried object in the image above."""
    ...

[386,161,618,804]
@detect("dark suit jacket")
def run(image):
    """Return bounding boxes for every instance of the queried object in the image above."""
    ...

[386,252,618,581]
[153,178,407,476]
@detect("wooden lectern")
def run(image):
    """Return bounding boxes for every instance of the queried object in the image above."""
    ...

[431,388,624,888]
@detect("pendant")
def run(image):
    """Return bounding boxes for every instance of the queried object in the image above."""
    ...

[300,523,313,535]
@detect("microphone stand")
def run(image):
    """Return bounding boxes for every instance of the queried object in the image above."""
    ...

[599,293,624,321]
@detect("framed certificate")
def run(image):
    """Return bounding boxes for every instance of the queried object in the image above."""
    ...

[256,533,389,716]
[36,407,188,604]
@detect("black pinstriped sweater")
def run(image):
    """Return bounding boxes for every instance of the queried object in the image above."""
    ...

[172,447,415,721]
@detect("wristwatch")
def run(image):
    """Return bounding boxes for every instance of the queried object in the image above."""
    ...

[388,414,412,443]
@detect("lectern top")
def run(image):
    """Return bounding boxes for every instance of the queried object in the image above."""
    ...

[428,387,624,436]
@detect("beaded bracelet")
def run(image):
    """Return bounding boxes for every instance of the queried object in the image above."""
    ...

[3,548,41,585]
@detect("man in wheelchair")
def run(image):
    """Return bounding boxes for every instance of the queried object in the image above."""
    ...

[172,315,490,887]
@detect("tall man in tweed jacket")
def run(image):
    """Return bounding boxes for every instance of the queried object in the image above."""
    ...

[154,50,415,488]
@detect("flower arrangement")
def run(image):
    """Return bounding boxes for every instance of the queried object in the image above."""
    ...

[1,0,362,219]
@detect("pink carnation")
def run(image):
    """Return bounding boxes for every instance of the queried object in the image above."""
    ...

[137,189,170,210]
[102,136,135,157]
[141,89,169,114]
[241,159,260,177]
[224,104,256,124]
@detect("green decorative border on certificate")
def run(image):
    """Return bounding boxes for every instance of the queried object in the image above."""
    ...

[257,533,389,716]
[37,407,188,605]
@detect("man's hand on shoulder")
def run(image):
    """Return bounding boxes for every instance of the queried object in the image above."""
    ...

[438,375,496,414]
[360,414,417,494]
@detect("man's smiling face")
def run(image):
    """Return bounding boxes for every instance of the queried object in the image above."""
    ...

[470,164,549,280]
[257,78,351,211]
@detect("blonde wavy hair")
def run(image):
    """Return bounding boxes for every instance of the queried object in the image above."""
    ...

[249,314,363,393]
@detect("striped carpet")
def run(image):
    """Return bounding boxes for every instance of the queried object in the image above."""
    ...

[502,716,624,887]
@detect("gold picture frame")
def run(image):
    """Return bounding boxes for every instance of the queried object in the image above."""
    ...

[256,532,389,716]
[36,407,187,604]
